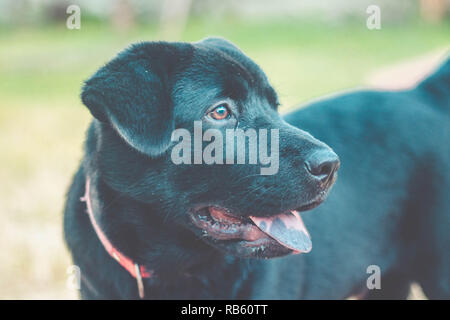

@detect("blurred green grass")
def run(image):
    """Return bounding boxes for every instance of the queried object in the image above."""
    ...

[0,17,448,299]
[1,18,449,108]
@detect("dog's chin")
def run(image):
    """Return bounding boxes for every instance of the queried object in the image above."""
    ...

[188,192,328,259]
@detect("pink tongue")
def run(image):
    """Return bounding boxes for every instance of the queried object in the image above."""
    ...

[249,211,312,253]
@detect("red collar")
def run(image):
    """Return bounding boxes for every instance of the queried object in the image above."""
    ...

[80,177,153,298]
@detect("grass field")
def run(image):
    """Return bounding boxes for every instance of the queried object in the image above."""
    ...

[0,16,448,299]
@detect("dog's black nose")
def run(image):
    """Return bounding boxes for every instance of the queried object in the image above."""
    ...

[305,149,340,183]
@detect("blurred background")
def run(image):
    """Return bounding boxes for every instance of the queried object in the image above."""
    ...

[0,0,448,299]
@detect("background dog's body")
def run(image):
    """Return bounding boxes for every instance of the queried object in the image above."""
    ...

[280,58,450,299]
[64,41,449,299]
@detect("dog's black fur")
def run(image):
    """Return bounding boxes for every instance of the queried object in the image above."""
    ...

[64,37,449,299]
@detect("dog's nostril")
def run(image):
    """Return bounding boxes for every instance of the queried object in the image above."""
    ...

[318,163,333,176]
[305,149,340,183]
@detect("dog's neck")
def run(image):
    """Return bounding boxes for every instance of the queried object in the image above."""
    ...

[78,173,250,299]
[81,176,152,298]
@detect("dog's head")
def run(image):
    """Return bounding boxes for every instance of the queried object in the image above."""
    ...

[82,37,339,260]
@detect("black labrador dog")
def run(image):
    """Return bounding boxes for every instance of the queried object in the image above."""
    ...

[64,37,449,299]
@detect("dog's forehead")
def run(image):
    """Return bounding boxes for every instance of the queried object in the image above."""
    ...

[192,43,264,83]
[175,44,278,107]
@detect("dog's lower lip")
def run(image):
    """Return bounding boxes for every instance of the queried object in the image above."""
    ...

[190,207,266,241]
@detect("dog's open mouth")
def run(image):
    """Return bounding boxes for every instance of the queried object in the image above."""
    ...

[189,197,324,256]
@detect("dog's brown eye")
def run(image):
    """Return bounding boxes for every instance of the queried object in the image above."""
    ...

[209,104,231,120]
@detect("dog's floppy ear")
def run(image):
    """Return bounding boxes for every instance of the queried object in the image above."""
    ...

[81,42,191,157]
